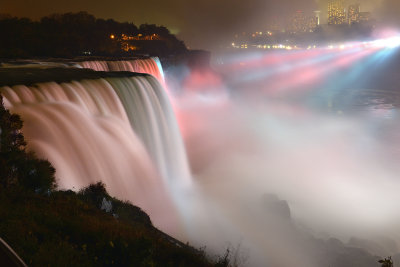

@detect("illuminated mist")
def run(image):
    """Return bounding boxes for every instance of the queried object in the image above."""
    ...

[166,37,400,266]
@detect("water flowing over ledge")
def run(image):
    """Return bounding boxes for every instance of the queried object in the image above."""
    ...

[0,66,190,235]
[0,57,165,85]
[77,57,165,84]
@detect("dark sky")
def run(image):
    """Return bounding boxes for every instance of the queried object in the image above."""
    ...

[2,0,400,50]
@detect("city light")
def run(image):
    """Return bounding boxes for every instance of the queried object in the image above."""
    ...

[230,0,377,53]
[229,36,400,51]
[359,35,400,49]
[379,36,400,48]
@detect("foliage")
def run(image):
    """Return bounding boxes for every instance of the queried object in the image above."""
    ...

[215,248,231,267]
[78,181,108,207]
[379,257,394,267]
[0,95,56,191]
[0,187,223,266]
[0,12,187,58]
[78,182,152,225]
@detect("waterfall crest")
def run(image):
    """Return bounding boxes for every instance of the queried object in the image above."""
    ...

[77,58,164,84]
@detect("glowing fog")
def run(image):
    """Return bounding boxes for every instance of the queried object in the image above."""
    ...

[168,40,400,265]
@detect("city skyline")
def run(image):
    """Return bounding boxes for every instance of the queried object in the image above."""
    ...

[1,0,399,50]
[230,1,377,51]
[257,1,374,35]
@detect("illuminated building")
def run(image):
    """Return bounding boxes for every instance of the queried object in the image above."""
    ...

[314,10,321,26]
[308,16,318,31]
[288,11,318,34]
[348,4,360,25]
[328,0,346,25]
[288,11,307,33]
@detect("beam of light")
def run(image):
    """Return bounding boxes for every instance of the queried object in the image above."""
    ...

[309,47,400,112]
[368,36,400,49]
[225,49,342,85]
[213,35,400,99]
[218,47,370,95]
[263,48,376,96]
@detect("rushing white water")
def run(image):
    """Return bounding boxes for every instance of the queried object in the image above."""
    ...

[0,73,189,234]
[77,58,165,84]
[106,76,190,185]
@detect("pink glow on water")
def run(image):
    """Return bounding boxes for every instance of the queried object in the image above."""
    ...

[78,57,165,85]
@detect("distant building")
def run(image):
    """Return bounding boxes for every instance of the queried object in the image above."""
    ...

[288,11,318,34]
[308,16,319,31]
[288,11,307,33]
[314,10,321,26]
[267,17,284,33]
[328,0,346,25]
[359,11,372,23]
[347,4,360,25]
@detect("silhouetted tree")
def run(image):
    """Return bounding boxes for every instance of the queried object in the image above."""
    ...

[0,95,56,191]
[0,12,187,58]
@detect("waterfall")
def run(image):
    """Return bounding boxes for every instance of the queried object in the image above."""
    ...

[107,75,190,185]
[77,58,165,84]
[0,73,189,232]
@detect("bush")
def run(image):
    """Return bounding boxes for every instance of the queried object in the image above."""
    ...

[379,257,394,267]
[78,181,108,207]
[79,182,152,225]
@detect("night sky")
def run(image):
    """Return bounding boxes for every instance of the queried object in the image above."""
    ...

[2,0,400,49]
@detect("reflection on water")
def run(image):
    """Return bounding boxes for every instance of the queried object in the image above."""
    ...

[310,89,400,119]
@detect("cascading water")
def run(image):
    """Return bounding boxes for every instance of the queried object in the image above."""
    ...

[77,58,164,84]
[106,75,190,185]
[0,71,189,234]
[74,57,187,183]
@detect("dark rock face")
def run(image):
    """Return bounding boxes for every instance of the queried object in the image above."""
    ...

[261,193,388,267]
[348,237,399,257]
[262,193,291,220]
[322,238,380,267]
